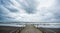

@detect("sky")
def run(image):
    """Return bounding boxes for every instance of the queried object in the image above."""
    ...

[0,0,60,22]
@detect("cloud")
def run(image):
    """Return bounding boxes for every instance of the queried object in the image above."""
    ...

[0,0,60,22]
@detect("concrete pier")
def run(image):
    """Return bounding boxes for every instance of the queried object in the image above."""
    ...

[20,24,42,33]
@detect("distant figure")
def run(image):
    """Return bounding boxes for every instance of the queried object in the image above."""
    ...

[20,24,42,33]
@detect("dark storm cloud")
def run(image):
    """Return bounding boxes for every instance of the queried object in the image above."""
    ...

[0,0,13,6]
[0,4,16,22]
[16,0,38,14]
[0,0,60,22]
[0,0,39,22]
[0,0,18,13]
[0,0,38,13]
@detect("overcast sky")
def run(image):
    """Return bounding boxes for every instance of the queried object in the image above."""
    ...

[0,0,60,22]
